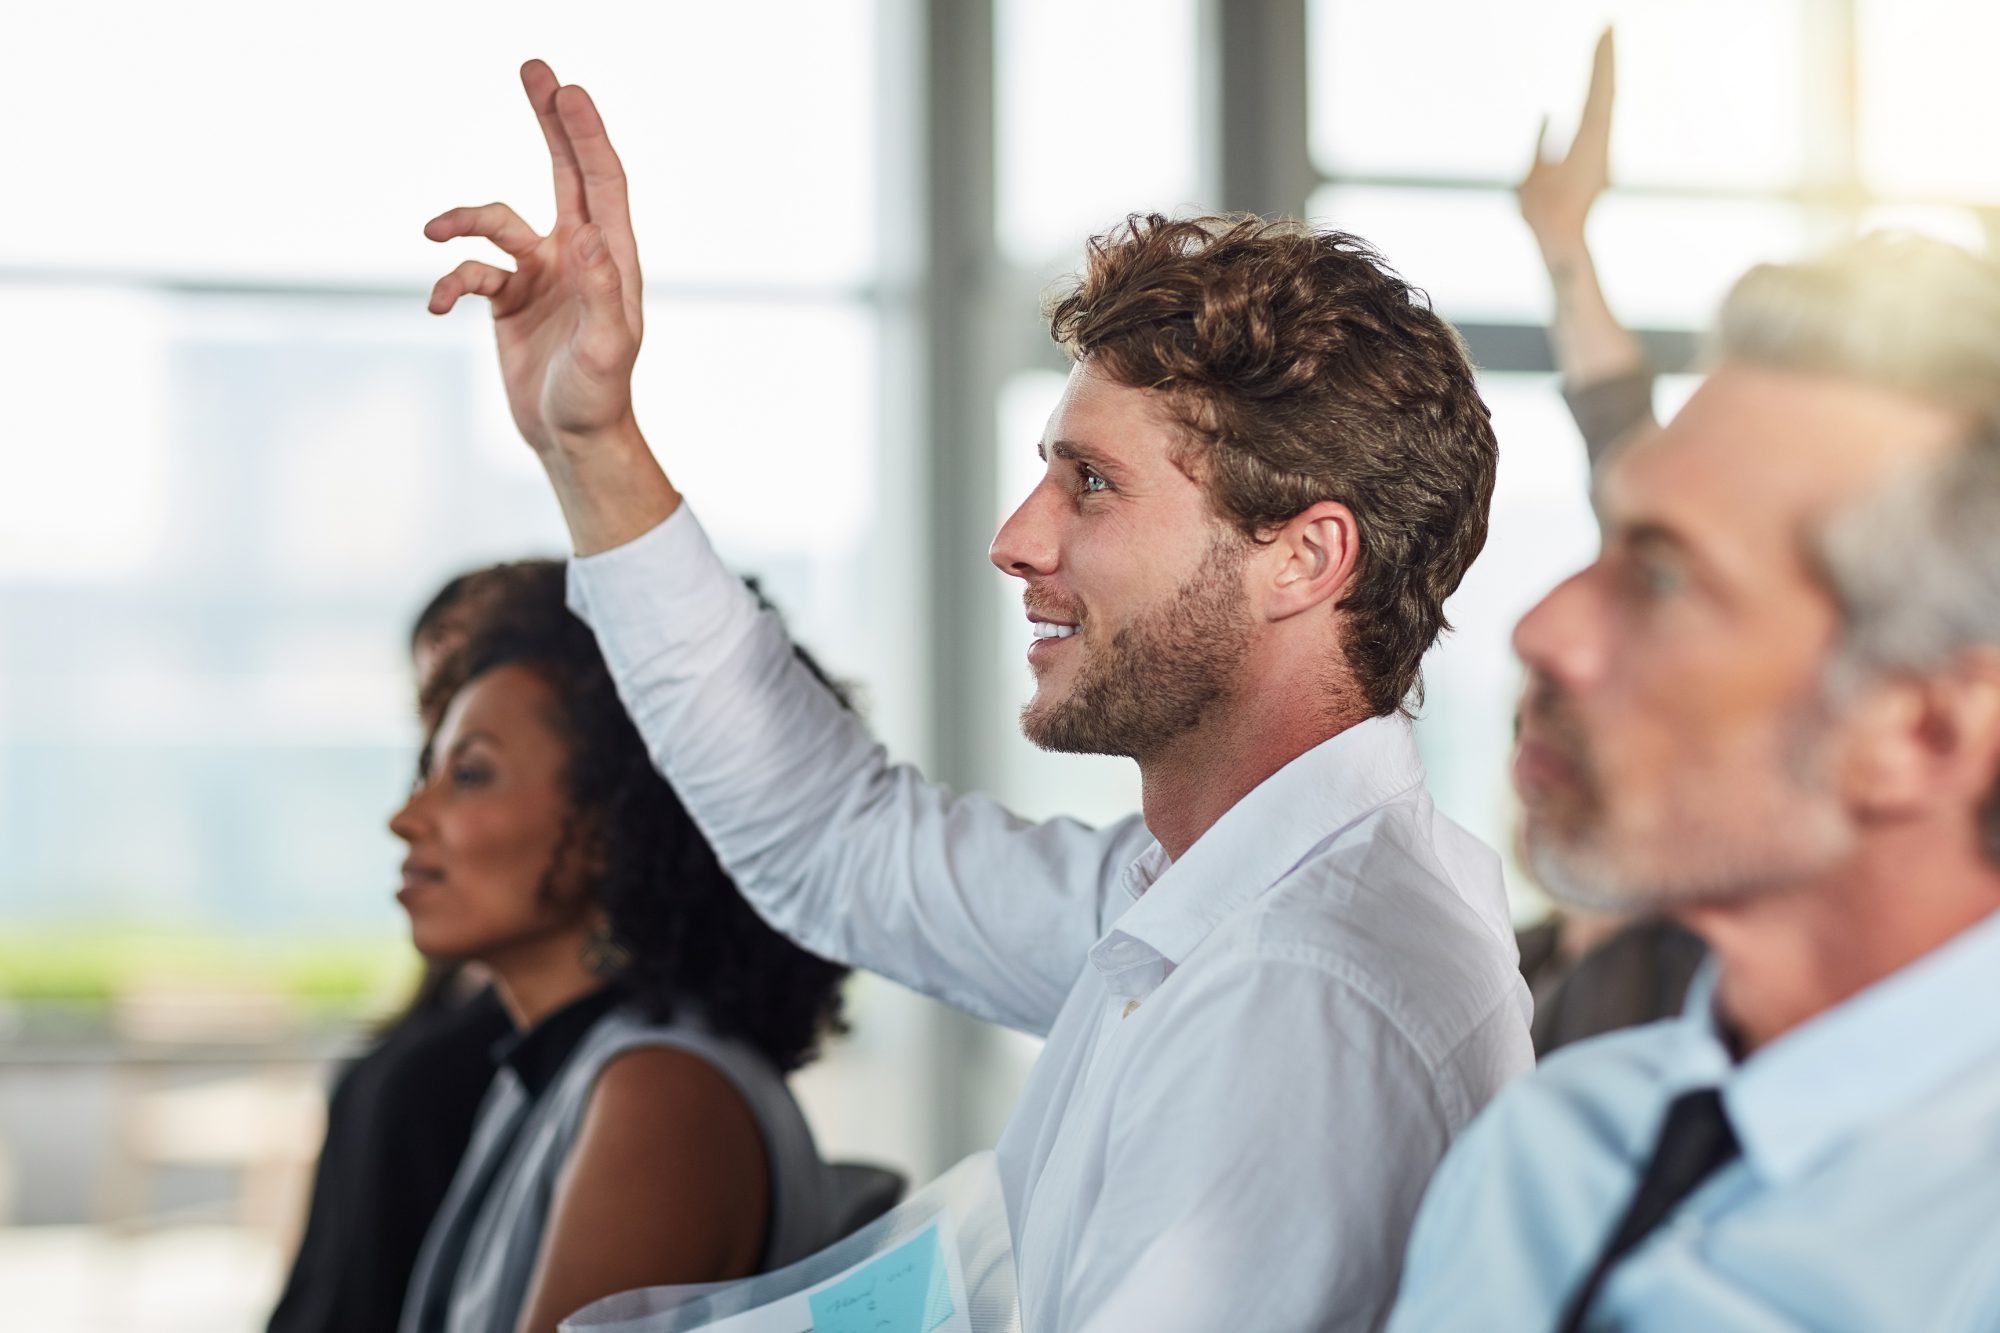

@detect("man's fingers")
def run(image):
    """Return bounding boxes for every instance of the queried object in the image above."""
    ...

[570,225,635,363]
[1576,27,1615,150]
[571,225,622,316]
[1592,27,1616,99]
[424,203,543,260]
[428,259,513,315]
[553,84,643,309]
[522,58,588,223]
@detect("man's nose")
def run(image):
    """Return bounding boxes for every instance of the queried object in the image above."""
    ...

[990,480,1060,580]
[1512,568,1607,692]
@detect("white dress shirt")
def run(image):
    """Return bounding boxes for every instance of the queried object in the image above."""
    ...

[567,505,1534,1333]
[1388,911,2000,1332]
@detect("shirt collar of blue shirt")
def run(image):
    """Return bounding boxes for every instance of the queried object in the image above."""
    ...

[1086,713,1426,1000]
[1667,906,2000,1186]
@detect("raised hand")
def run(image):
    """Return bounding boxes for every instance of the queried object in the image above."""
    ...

[1514,28,1646,425]
[1518,28,1615,252]
[425,60,645,457]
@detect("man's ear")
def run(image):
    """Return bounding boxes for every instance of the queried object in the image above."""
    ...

[1845,650,2000,825]
[1261,500,1360,622]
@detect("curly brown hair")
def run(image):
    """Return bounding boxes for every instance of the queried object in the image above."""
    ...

[1046,213,1497,717]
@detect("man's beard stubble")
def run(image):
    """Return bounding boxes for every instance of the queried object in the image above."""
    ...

[1520,671,1856,914]
[1020,532,1254,761]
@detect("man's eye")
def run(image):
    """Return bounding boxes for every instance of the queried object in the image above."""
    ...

[452,764,492,788]
[1080,469,1110,495]
[1629,558,1686,599]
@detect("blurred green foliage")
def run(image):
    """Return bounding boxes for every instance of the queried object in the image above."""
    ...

[0,926,416,1015]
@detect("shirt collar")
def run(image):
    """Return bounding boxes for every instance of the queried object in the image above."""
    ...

[1089,715,1426,999]
[492,984,622,1099]
[1666,908,2000,1185]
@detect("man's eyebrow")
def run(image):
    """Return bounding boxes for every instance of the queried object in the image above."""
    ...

[1615,518,1729,588]
[1046,438,1122,475]
[1619,520,1691,554]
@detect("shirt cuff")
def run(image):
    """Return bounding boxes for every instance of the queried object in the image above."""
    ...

[564,502,761,678]
[1562,363,1658,465]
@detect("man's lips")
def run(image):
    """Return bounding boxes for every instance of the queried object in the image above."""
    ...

[1025,607,1081,661]
[1027,630,1078,664]
[1512,733,1583,800]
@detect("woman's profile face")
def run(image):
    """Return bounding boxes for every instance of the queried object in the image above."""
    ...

[389,663,593,963]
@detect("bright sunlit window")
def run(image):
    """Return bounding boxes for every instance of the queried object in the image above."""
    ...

[0,1,891,948]
[1306,0,1998,889]
[995,0,1203,268]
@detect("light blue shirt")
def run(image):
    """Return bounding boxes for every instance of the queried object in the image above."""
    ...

[1388,908,2000,1332]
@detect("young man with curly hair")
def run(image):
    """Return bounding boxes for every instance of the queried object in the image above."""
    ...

[422,61,1531,1332]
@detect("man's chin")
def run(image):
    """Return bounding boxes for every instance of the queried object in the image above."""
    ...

[1527,829,1806,916]
[1019,691,1126,758]
[1525,825,1659,914]
[1018,693,1071,752]
[1019,668,1075,731]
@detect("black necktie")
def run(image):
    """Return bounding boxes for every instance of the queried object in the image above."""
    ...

[1554,1087,1741,1333]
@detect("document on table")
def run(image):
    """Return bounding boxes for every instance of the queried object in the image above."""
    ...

[561,1152,1016,1333]
[686,1217,967,1333]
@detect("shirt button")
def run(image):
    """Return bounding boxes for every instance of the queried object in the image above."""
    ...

[1122,1000,1141,1019]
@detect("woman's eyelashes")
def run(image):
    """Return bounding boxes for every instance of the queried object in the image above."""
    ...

[450,757,495,790]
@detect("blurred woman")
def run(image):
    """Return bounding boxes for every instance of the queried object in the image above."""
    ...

[393,562,851,1333]
[269,562,545,1333]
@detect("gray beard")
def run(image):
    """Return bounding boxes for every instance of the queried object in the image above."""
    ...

[1526,681,1856,913]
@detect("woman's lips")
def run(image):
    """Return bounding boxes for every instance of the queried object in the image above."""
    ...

[397,862,445,905]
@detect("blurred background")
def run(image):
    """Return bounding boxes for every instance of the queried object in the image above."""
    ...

[2,0,1996,1326]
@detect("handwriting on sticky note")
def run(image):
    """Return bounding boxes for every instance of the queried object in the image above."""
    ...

[807,1224,953,1333]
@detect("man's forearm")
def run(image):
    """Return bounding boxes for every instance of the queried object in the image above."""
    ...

[1537,235,1646,389]
[540,417,684,556]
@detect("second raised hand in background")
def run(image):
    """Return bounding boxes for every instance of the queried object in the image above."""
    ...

[1517,29,1649,399]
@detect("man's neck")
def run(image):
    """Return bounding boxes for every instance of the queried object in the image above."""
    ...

[1138,695,1371,860]
[1682,832,2000,1054]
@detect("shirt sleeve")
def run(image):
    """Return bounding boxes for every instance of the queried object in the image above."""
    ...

[1383,1080,1566,1332]
[1562,363,1659,469]
[1061,955,1477,1333]
[566,504,1155,1037]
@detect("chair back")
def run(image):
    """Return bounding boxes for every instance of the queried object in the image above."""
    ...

[823,1161,905,1240]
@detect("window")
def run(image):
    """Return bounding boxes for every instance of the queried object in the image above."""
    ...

[1305,0,1997,889]
[0,1,898,948]
[995,0,1203,269]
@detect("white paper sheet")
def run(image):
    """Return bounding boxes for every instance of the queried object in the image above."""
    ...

[561,1152,1017,1333]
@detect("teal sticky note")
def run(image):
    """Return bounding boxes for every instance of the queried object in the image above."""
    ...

[808,1223,954,1333]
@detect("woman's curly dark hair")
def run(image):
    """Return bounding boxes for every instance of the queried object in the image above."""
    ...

[425,559,850,1072]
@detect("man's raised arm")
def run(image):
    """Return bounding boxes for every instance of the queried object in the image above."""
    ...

[423,62,1145,1035]
[1516,30,1657,464]
[425,60,678,556]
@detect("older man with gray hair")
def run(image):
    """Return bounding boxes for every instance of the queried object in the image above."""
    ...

[1387,233,2000,1333]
